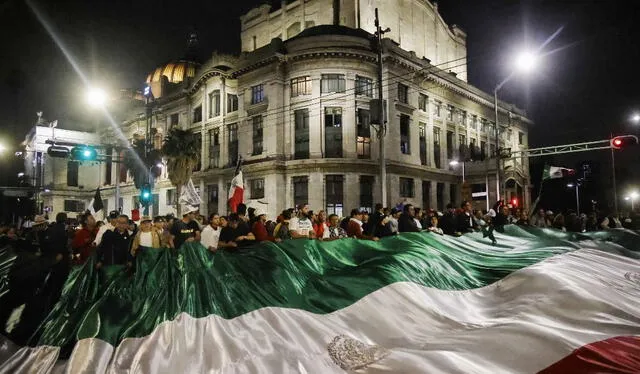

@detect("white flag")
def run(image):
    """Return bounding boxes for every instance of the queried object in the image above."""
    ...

[179,178,202,206]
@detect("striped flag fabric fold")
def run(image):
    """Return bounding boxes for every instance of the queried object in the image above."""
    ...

[228,170,243,213]
[1,226,639,373]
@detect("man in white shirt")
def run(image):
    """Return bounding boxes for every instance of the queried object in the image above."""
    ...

[93,210,119,247]
[288,204,315,239]
[200,213,221,252]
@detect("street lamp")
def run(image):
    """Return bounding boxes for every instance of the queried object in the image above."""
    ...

[566,182,580,215]
[493,49,539,201]
[87,87,106,108]
[0,143,6,154]
[449,159,465,182]
[632,114,640,123]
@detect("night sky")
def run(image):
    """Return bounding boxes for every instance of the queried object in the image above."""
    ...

[0,0,638,212]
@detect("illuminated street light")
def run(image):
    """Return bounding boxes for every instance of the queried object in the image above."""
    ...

[514,51,538,74]
[632,191,639,199]
[632,114,640,123]
[449,160,460,166]
[17,172,24,177]
[0,144,5,153]
[87,87,106,107]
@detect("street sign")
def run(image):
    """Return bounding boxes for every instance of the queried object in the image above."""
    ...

[472,192,488,198]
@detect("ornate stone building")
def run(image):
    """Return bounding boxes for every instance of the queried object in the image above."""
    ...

[27,0,531,219]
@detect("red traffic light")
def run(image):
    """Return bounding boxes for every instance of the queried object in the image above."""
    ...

[511,198,518,207]
[611,135,639,149]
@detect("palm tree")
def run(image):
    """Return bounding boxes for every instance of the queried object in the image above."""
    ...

[161,128,200,216]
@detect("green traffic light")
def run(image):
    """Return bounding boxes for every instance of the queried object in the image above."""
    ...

[71,145,97,161]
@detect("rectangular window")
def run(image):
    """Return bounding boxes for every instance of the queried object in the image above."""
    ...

[519,131,525,145]
[291,76,312,97]
[400,114,410,154]
[63,200,85,213]
[67,161,79,187]
[252,116,263,155]
[458,134,466,161]
[209,90,220,118]
[104,147,112,185]
[208,128,220,168]
[170,113,179,128]
[207,184,219,214]
[359,175,374,212]
[227,94,238,113]
[480,140,487,160]
[460,110,467,127]
[166,188,177,206]
[418,93,428,111]
[193,105,202,123]
[446,105,454,121]
[436,182,444,211]
[324,107,343,158]
[193,132,202,171]
[132,196,140,209]
[321,74,346,93]
[472,115,478,131]
[397,83,409,104]
[422,181,431,210]
[433,127,441,169]
[357,108,371,159]
[119,150,128,183]
[228,123,238,166]
[251,84,264,104]
[446,131,454,159]
[481,119,487,133]
[250,179,265,199]
[419,122,427,165]
[325,175,344,217]
[490,144,496,159]
[294,109,310,159]
[399,177,414,198]
[355,76,373,97]
[293,176,308,208]
[434,101,442,118]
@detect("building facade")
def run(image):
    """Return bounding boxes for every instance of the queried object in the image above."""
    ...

[25,0,531,220]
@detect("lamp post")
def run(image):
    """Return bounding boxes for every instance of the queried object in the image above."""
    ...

[493,51,538,202]
[567,182,580,215]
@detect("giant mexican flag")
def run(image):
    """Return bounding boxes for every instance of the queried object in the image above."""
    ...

[1,226,639,373]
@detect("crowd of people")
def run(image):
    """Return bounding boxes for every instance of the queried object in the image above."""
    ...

[0,199,637,342]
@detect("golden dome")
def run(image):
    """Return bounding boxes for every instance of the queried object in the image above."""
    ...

[146,60,198,84]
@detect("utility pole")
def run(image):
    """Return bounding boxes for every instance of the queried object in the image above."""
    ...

[374,8,389,207]
[493,89,501,202]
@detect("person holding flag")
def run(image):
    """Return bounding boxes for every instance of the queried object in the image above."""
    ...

[228,157,244,213]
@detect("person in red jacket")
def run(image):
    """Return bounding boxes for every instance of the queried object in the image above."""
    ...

[71,213,98,264]
[252,208,280,243]
[346,209,379,241]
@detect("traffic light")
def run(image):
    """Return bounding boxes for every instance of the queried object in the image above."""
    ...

[610,135,639,149]
[71,145,97,161]
[140,184,152,206]
[511,198,518,207]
